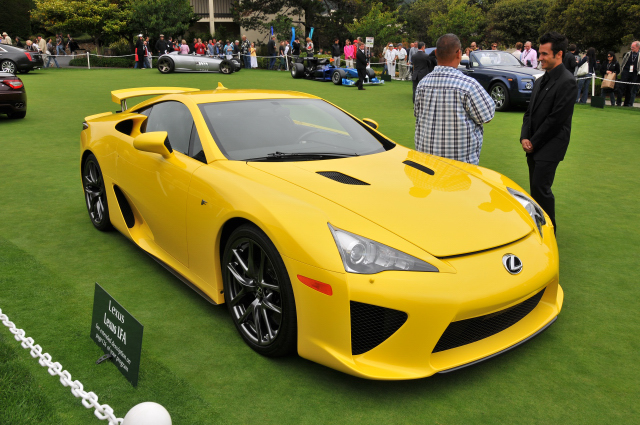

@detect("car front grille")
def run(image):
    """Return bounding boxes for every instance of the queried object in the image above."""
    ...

[433,288,546,353]
[351,301,407,355]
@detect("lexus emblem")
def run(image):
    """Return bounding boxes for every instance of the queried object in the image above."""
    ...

[502,254,523,274]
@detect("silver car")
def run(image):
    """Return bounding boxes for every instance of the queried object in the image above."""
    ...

[157,52,241,74]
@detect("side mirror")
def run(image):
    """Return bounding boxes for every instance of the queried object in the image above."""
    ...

[133,131,173,158]
[362,118,379,130]
[460,59,470,68]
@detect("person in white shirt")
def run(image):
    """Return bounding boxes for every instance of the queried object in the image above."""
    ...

[397,43,408,80]
[385,43,396,79]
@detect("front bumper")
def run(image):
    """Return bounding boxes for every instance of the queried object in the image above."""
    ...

[286,225,562,379]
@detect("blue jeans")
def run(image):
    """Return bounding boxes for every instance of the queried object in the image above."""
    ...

[576,75,591,103]
[269,57,276,70]
[56,45,65,55]
[243,54,251,69]
[46,55,59,68]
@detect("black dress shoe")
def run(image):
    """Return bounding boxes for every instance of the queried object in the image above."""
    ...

[358,88,365,90]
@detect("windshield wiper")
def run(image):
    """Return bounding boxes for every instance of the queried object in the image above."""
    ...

[244,151,359,161]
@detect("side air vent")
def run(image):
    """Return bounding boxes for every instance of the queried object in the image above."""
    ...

[433,288,546,353]
[115,120,134,136]
[351,301,408,355]
[403,160,435,175]
[113,186,135,228]
[317,171,370,185]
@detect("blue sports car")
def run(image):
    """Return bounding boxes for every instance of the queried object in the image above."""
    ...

[425,49,543,111]
[290,57,384,86]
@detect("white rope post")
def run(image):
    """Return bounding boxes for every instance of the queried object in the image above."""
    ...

[87,52,91,70]
[591,73,595,97]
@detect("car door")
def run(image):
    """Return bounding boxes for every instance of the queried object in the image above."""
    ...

[116,100,204,266]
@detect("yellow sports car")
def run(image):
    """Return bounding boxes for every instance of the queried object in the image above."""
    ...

[80,85,563,379]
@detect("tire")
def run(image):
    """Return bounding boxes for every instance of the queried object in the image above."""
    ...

[1,60,17,74]
[231,60,241,72]
[7,110,26,119]
[222,224,297,357]
[82,154,112,231]
[291,62,304,79]
[331,69,346,85]
[18,70,29,74]
[490,82,510,112]
[219,60,232,74]
[157,57,174,74]
[366,68,375,79]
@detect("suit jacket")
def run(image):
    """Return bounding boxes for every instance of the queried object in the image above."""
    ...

[520,64,578,162]
[356,48,367,70]
[411,50,435,81]
[562,51,576,74]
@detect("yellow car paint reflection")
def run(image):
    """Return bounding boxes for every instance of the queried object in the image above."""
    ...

[80,86,562,379]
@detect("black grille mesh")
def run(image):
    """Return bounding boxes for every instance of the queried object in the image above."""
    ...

[351,302,408,355]
[317,171,370,185]
[433,288,546,353]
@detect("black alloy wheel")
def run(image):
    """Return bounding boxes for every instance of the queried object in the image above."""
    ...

[157,57,174,74]
[222,224,297,357]
[219,60,232,74]
[490,82,510,112]
[1,60,16,74]
[82,154,112,231]
[332,69,345,85]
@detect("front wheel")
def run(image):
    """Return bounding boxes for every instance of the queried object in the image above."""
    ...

[1,60,16,74]
[291,62,304,79]
[219,60,232,74]
[222,224,297,357]
[332,69,346,85]
[157,57,174,74]
[490,82,510,112]
[82,154,112,231]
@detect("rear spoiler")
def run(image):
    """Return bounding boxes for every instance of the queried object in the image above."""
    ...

[111,87,200,111]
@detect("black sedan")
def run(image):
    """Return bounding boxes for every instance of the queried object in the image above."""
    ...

[460,50,543,111]
[0,45,44,74]
[0,72,27,119]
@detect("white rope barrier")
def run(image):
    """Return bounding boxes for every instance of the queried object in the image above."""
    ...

[0,307,123,424]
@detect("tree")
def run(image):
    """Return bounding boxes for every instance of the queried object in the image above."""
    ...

[126,0,198,42]
[541,0,640,52]
[485,0,548,46]
[345,2,402,48]
[32,0,128,52]
[0,0,32,38]
[427,0,485,48]
[403,0,449,45]
[231,0,325,39]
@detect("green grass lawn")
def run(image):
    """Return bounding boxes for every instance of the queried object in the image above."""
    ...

[1,68,638,424]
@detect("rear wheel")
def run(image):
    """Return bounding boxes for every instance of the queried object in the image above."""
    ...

[219,60,232,74]
[291,62,304,79]
[490,82,510,112]
[366,68,375,79]
[157,57,174,74]
[331,69,346,85]
[82,154,112,231]
[222,224,297,357]
[1,60,16,74]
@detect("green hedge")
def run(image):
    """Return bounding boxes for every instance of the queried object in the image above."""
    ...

[69,56,158,68]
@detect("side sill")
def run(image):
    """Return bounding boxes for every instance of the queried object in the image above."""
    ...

[146,253,218,305]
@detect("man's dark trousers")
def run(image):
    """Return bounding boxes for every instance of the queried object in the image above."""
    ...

[527,157,559,229]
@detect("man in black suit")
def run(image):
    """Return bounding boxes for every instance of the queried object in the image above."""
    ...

[562,44,577,74]
[355,42,368,90]
[520,32,578,232]
[411,42,436,102]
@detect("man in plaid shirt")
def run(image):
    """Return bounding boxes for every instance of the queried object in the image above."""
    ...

[414,34,495,165]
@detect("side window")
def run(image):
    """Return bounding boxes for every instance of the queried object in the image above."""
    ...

[145,101,193,155]
[189,124,207,163]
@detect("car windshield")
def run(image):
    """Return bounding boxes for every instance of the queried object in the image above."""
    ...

[471,51,522,67]
[198,98,389,161]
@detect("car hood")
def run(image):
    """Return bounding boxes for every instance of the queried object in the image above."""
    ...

[248,148,532,257]
[480,65,543,78]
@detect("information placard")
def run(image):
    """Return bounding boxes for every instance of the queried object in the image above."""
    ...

[90,283,143,386]
[366,37,374,48]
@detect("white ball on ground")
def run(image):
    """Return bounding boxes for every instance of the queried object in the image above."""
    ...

[123,402,172,425]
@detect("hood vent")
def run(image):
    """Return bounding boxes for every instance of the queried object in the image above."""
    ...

[403,160,435,175]
[317,171,370,185]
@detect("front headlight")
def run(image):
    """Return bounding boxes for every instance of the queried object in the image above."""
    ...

[507,188,546,236]
[522,79,533,90]
[328,224,438,274]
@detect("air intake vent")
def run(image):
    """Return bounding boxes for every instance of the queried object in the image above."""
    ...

[317,171,370,185]
[433,288,546,353]
[351,301,408,355]
[403,160,435,175]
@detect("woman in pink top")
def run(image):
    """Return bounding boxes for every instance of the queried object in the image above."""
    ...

[344,39,355,68]
[179,40,189,54]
